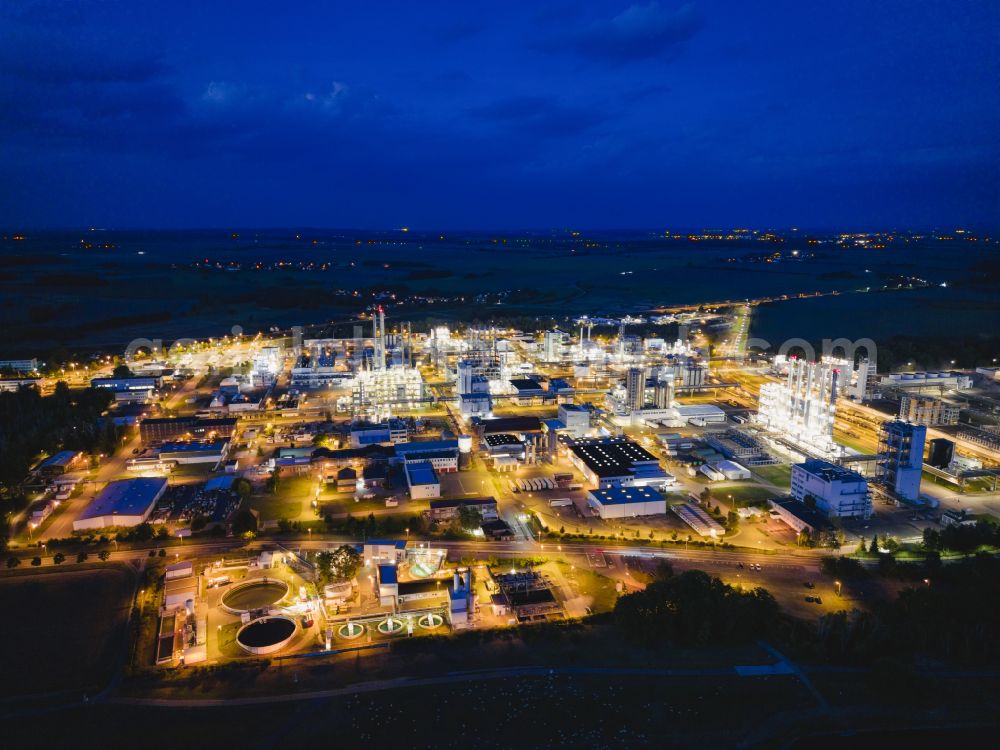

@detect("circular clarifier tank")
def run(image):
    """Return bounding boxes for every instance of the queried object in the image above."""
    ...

[221,579,289,613]
[417,613,444,630]
[337,622,364,640]
[236,616,296,655]
[376,617,404,635]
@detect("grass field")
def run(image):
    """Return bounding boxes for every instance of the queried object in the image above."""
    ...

[752,464,793,487]
[0,566,134,698]
[247,476,314,520]
[710,484,778,506]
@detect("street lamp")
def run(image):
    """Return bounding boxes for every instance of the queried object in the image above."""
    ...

[835,580,842,596]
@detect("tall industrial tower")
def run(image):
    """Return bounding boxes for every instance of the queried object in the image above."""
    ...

[625,367,645,411]
[876,420,926,502]
[757,358,841,458]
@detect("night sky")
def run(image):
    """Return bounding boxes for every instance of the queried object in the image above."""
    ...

[2,1,998,230]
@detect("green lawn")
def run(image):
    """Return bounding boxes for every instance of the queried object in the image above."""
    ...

[247,476,316,521]
[564,564,620,613]
[710,484,779,506]
[752,464,792,487]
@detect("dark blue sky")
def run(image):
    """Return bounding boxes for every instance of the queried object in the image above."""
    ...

[1,1,997,230]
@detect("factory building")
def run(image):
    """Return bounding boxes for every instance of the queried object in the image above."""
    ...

[625,367,645,411]
[791,459,871,519]
[543,329,567,362]
[33,450,84,477]
[757,358,841,459]
[394,439,460,472]
[557,403,591,437]
[405,461,440,499]
[155,439,229,465]
[877,420,926,503]
[880,371,973,392]
[349,419,409,447]
[139,416,238,445]
[899,394,960,426]
[767,497,834,535]
[73,477,167,531]
[0,358,39,373]
[567,437,674,489]
[587,486,666,519]
[91,376,161,392]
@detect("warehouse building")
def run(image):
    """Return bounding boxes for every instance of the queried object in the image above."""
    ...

[73,477,167,531]
[567,437,673,489]
[155,439,229,465]
[405,461,441,499]
[767,497,834,535]
[33,450,84,477]
[394,439,459,472]
[139,416,237,444]
[587,486,666,519]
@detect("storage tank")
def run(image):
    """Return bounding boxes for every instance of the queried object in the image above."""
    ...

[458,435,473,470]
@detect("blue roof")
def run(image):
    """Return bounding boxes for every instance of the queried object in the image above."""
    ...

[204,475,236,491]
[38,450,79,469]
[406,461,438,486]
[588,486,665,506]
[377,564,397,584]
[395,439,458,457]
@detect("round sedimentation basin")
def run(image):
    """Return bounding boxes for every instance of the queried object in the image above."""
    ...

[221,578,289,613]
[337,622,365,640]
[236,616,296,655]
[417,613,444,630]
[377,617,404,635]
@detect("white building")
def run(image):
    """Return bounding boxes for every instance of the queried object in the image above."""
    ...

[880,371,973,392]
[791,459,871,519]
[587,486,666,519]
[757,359,842,459]
[73,477,168,531]
[558,403,591,437]
[405,461,440,499]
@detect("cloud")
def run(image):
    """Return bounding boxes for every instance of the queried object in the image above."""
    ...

[542,2,704,63]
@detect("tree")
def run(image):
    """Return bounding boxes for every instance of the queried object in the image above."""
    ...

[98,549,110,561]
[134,522,154,541]
[158,548,166,557]
[6,556,20,568]
[112,364,134,379]
[319,544,362,582]
[869,536,880,555]
[266,467,282,495]
[31,556,42,566]
[231,509,258,535]
[457,504,483,531]
[857,536,867,555]
[233,477,252,502]
[653,560,674,581]
[53,551,65,565]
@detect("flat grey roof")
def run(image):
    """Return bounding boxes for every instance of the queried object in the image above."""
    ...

[79,477,167,521]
